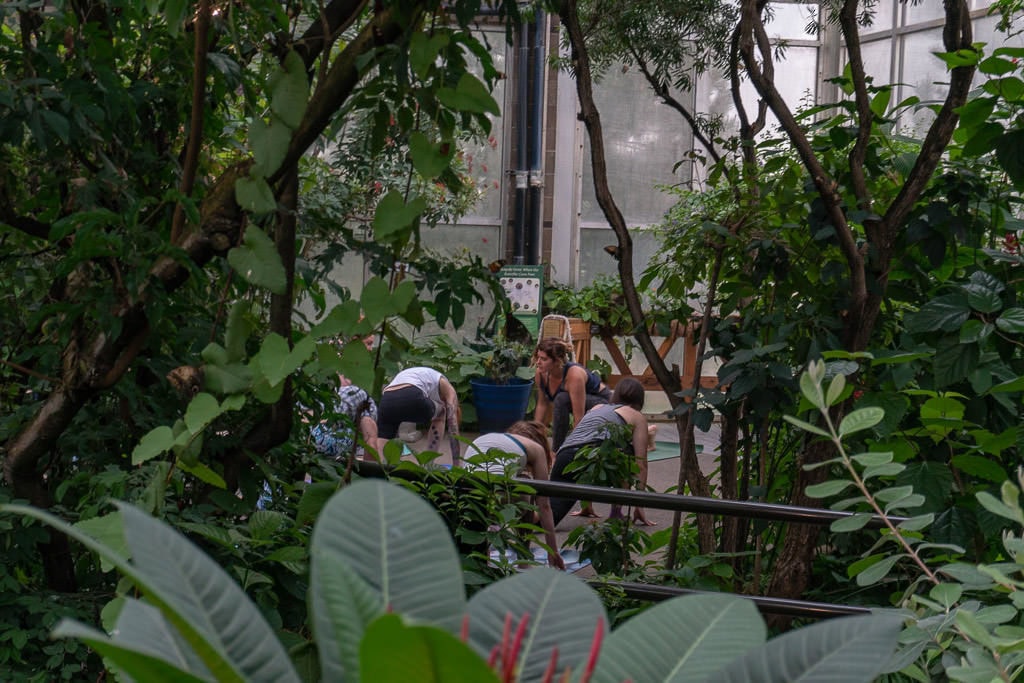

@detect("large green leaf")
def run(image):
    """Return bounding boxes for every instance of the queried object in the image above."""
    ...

[227,225,286,293]
[467,568,606,682]
[98,597,213,678]
[360,614,499,682]
[133,426,175,465]
[234,175,278,215]
[409,131,455,180]
[310,547,385,683]
[904,293,971,334]
[3,503,300,683]
[592,594,764,683]
[73,512,127,573]
[254,332,307,387]
[116,503,301,683]
[269,50,309,130]
[184,392,222,434]
[249,116,291,178]
[933,337,979,388]
[51,619,211,683]
[716,614,903,682]
[311,480,466,633]
[373,190,426,243]
[995,129,1024,188]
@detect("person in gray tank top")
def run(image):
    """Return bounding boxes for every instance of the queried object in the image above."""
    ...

[548,378,652,526]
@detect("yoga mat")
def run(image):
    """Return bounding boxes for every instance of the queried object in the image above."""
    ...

[647,441,704,462]
[489,547,592,573]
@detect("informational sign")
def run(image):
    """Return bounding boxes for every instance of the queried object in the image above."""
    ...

[498,264,544,338]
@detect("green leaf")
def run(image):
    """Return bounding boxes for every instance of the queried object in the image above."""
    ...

[929,583,963,609]
[338,339,375,391]
[360,615,498,683]
[255,333,300,387]
[203,363,254,395]
[996,129,1024,188]
[995,307,1024,334]
[850,451,893,467]
[964,285,1003,315]
[5,503,301,683]
[311,480,466,633]
[250,116,292,177]
[825,373,846,407]
[855,555,900,586]
[163,0,188,35]
[898,513,935,531]
[977,491,1024,524]
[248,510,288,540]
[234,175,278,215]
[184,392,222,434]
[468,568,607,682]
[408,32,449,80]
[934,48,981,69]
[359,277,393,326]
[270,51,309,130]
[409,131,455,180]
[174,462,224,489]
[951,454,1007,483]
[74,512,127,573]
[201,342,230,366]
[227,226,287,294]
[830,514,872,533]
[133,426,174,465]
[798,370,825,410]
[933,338,979,388]
[297,482,337,526]
[51,619,210,683]
[373,191,426,243]
[592,594,765,683]
[436,73,500,116]
[782,415,830,438]
[225,301,253,362]
[955,610,996,649]
[805,480,852,499]
[717,614,903,682]
[959,320,993,343]
[838,407,884,437]
[904,293,971,334]
[311,548,384,682]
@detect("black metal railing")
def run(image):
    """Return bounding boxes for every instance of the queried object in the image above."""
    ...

[349,458,900,620]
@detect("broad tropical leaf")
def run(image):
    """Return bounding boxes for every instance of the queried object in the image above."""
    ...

[467,568,606,682]
[310,547,385,683]
[716,614,903,682]
[360,614,499,682]
[591,594,765,683]
[311,480,466,633]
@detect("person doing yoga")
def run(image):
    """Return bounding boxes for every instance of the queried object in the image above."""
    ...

[548,377,652,526]
[532,337,612,451]
[463,420,566,570]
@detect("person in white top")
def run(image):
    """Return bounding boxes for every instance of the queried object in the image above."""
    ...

[463,420,566,570]
[376,366,461,464]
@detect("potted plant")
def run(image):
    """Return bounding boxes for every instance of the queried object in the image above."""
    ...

[464,334,535,434]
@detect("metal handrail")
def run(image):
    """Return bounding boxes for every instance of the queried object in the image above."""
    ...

[352,459,903,529]
[348,458,900,620]
[587,580,877,619]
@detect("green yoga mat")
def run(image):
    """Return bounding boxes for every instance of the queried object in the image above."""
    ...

[648,441,704,462]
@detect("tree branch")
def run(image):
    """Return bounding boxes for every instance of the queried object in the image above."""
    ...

[629,46,721,165]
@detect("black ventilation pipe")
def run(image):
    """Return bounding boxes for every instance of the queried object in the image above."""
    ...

[525,11,546,265]
[512,18,530,265]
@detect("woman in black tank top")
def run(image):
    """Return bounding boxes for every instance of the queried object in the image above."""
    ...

[532,337,612,451]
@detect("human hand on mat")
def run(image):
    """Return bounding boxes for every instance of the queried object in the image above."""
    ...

[548,551,566,571]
